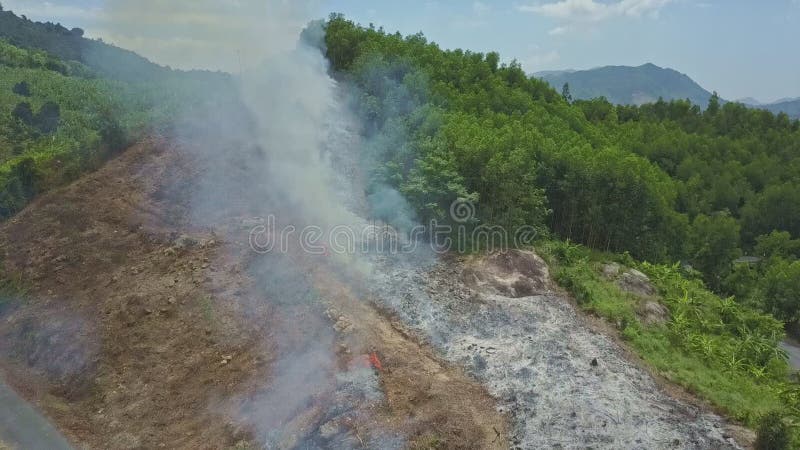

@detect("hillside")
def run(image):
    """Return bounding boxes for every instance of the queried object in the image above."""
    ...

[1,10,799,450]
[535,63,713,106]
[0,29,235,220]
[0,38,137,219]
[0,106,752,450]
[0,9,231,85]
[0,9,170,83]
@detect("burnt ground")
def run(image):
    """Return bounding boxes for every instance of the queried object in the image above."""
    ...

[366,250,753,450]
[0,139,507,449]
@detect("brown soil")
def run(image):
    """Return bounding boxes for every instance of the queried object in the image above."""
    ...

[0,139,507,449]
[312,267,508,449]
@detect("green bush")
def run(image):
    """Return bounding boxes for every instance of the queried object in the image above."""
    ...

[755,411,790,450]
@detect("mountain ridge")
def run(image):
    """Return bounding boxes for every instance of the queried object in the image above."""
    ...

[535,63,713,107]
[535,63,800,118]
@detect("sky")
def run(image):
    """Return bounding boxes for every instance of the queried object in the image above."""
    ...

[2,0,799,102]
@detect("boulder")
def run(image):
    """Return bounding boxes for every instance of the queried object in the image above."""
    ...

[463,249,552,298]
[601,263,621,279]
[637,300,670,326]
[618,269,657,297]
[173,234,197,249]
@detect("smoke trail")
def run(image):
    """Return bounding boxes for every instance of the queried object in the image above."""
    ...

[91,1,399,447]
[91,0,319,72]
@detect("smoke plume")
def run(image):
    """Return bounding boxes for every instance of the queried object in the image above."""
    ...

[93,1,408,447]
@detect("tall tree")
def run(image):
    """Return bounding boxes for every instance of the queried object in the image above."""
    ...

[561,82,572,103]
[706,91,721,116]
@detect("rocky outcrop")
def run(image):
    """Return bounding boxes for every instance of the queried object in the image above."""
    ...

[462,249,553,298]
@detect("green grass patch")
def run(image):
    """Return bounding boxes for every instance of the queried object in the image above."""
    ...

[538,239,797,442]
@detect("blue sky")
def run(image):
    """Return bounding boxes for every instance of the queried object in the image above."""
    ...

[3,0,799,102]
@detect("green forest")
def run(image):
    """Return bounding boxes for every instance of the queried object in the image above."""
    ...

[322,15,800,444]
[323,15,800,327]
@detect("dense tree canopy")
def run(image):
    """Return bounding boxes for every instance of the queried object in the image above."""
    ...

[323,14,800,324]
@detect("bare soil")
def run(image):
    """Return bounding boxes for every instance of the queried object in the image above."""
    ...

[0,139,507,449]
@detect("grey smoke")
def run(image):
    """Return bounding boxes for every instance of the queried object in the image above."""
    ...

[91,1,436,446]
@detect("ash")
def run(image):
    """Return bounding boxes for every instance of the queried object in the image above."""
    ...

[366,251,742,450]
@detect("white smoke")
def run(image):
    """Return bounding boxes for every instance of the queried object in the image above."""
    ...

[92,1,392,446]
[92,0,321,72]
[240,35,364,232]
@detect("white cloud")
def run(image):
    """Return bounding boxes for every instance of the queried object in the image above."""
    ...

[473,1,491,14]
[518,0,672,22]
[3,0,102,22]
[521,45,560,71]
[548,25,568,35]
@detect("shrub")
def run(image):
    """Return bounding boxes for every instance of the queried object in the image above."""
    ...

[11,101,34,124]
[755,411,790,450]
[34,101,60,134]
[12,80,31,96]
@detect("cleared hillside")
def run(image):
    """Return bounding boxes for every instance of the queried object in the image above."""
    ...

[0,139,509,449]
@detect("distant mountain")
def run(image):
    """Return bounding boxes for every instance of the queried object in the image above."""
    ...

[736,97,800,118]
[736,97,762,106]
[535,63,800,119]
[533,69,576,78]
[759,99,800,119]
[535,63,713,107]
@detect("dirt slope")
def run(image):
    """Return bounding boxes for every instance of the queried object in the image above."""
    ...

[0,140,265,448]
[0,140,507,449]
